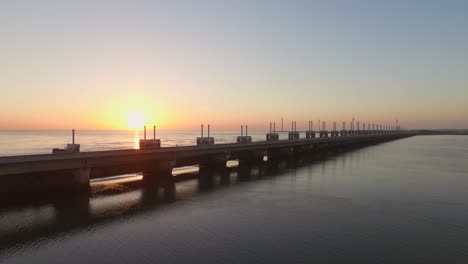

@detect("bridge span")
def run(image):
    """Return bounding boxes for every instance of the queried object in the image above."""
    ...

[0,131,415,195]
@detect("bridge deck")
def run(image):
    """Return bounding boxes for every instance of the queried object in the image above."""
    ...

[0,132,415,177]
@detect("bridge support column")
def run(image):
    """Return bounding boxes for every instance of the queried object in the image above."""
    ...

[197,154,228,190]
[198,165,216,190]
[237,150,265,181]
[143,161,175,201]
[198,162,227,190]
[238,158,264,181]
[71,168,90,190]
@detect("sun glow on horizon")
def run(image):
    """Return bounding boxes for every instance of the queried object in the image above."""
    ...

[126,111,146,130]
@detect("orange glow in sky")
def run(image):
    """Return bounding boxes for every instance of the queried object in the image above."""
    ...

[1,2,468,130]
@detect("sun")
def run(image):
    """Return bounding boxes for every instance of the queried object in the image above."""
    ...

[126,111,145,130]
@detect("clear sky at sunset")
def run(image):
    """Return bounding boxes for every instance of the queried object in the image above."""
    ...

[1,0,467,130]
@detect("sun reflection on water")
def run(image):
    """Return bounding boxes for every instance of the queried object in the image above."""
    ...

[133,132,140,149]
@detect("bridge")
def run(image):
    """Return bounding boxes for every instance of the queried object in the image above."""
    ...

[0,127,415,196]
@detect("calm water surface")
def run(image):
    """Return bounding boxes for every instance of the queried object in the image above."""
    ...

[0,133,468,263]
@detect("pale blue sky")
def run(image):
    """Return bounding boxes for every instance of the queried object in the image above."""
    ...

[1,0,467,129]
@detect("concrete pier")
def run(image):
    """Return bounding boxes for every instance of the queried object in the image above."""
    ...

[331,122,339,137]
[306,120,316,139]
[266,133,279,141]
[306,131,315,139]
[288,121,299,140]
[288,132,300,140]
[52,130,80,154]
[197,124,215,145]
[140,126,161,149]
[237,125,252,143]
[340,121,347,136]
[319,121,329,138]
[266,122,279,141]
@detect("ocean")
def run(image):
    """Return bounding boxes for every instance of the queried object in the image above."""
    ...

[0,131,467,263]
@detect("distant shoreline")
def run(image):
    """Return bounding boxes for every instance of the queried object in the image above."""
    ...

[416,130,468,135]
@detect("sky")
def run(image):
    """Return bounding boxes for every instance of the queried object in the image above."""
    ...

[1,0,467,130]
